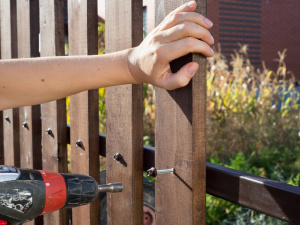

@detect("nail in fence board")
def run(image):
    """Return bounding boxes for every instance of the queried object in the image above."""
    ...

[17,1,42,225]
[105,0,143,224]
[68,1,100,225]
[40,1,69,224]
[0,0,20,168]
[155,1,207,224]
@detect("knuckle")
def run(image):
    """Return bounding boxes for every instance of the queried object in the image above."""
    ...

[153,48,164,61]
[180,21,192,35]
[151,34,161,43]
[170,12,182,24]
[185,37,195,49]
[177,77,189,87]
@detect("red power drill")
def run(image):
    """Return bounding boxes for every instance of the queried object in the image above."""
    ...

[0,165,123,224]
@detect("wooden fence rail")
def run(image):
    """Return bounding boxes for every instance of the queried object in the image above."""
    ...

[1,0,299,225]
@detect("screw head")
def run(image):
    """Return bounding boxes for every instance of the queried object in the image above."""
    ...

[75,140,83,147]
[4,116,10,123]
[45,128,53,135]
[114,153,122,161]
[147,167,157,178]
[22,122,28,129]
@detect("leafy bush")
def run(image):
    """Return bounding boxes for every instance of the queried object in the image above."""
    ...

[205,44,299,224]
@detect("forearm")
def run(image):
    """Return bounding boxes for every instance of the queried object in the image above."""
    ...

[0,49,136,110]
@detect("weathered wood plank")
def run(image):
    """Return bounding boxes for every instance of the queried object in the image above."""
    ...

[17,1,42,224]
[0,112,3,165]
[0,0,20,168]
[105,0,144,224]
[0,16,2,166]
[155,0,207,224]
[0,17,2,166]
[68,1,100,225]
[17,0,41,170]
[40,1,69,224]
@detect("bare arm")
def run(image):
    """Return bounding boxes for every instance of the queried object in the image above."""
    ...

[0,50,136,110]
[0,1,214,110]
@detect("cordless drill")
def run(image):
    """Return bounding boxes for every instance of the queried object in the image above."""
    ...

[0,165,123,224]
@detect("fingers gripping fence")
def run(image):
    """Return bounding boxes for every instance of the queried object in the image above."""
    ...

[1,0,300,225]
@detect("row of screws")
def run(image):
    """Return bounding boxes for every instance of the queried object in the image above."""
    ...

[4,118,54,136]
[4,119,175,176]
[4,116,175,177]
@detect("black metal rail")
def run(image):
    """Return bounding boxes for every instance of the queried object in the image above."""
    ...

[67,126,300,224]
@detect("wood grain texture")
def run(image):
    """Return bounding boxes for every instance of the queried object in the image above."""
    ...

[17,0,41,170]
[40,1,68,224]
[0,0,20,168]
[105,0,144,224]
[17,1,42,225]
[0,20,2,166]
[155,0,207,224]
[68,1,100,225]
[0,112,3,165]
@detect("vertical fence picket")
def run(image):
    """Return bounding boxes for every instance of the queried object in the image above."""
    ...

[155,0,207,224]
[105,1,144,224]
[17,1,42,225]
[0,14,1,165]
[17,0,41,170]
[0,0,20,168]
[40,1,69,225]
[0,111,3,165]
[68,1,100,225]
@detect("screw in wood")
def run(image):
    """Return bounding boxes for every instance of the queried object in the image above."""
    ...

[22,122,28,129]
[45,128,53,136]
[4,116,10,123]
[75,140,83,147]
[114,153,122,161]
[147,167,175,178]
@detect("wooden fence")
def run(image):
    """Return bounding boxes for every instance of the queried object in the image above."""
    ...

[0,0,300,225]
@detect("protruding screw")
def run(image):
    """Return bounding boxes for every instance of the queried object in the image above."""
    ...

[22,122,28,129]
[75,140,83,147]
[4,116,10,123]
[147,167,175,178]
[45,128,53,136]
[114,153,122,161]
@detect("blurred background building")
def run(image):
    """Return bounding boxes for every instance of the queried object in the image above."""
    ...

[97,0,300,81]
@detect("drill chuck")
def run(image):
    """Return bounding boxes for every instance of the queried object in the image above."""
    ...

[98,183,123,193]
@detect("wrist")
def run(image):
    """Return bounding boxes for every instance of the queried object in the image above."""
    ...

[126,47,144,85]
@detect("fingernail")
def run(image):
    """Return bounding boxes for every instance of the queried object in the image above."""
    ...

[187,1,195,7]
[211,48,214,54]
[205,18,213,27]
[187,64,199,76]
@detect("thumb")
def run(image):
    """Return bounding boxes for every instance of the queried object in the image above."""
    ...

[163,62,199,90]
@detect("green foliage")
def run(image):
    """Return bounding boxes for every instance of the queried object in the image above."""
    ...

[205,45,299,224]
[98,22,105,54]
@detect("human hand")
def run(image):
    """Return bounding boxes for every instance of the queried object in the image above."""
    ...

[127,1,214,90]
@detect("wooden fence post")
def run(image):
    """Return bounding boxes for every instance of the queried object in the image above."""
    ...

[155,0,207,224]
[17,0,41,170]
[0,111,3,165]
[0,24,2,166]
[17,1,42,225]
[40,0,69,224]
[105,0,144,224]
[0,0,20,168]
[68,1,100,225]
